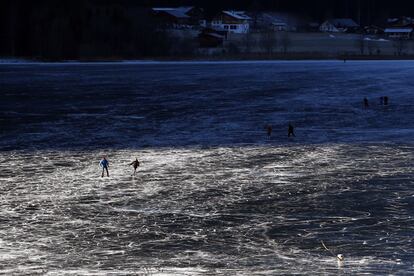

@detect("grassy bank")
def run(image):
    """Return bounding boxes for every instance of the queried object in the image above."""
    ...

[3,32,414,62]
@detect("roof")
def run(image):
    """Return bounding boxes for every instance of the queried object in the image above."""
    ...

[153,6,194,12]
[257,12,287,25]
[387,17,413,24]
[153,8,175,11]
[387,18,399,23]
[222,11,251,20]
[327,18,359,28]
[152,6,194,18]
[384,28,414,33]
[178,6,195,14]
[164,10,190,19]
[272,22,287,26]
[364,25,383,29]
[204,33,225,39]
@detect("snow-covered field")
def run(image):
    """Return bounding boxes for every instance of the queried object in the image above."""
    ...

[1,61,414,275]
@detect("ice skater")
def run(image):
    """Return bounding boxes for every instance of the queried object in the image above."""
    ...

[288,123,295,137]
[100,157,109,177]
[380,96,384,105]
[384,96,389,106]
[266,124,272,139]
[129,158,140,176]
[363,97,369,108]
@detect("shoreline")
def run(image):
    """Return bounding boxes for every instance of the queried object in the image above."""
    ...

[3,55,414,63]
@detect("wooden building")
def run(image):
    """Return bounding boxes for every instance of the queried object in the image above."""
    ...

[384,27,413,39]
[211,11,251,34]
[152,7,204,28]
[319,18,359,33]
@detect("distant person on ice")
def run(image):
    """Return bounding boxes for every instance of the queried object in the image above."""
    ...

[363,97,369,108]
[100,157,109,177]
[288,123,295,137]
[380,96,384,105]
[384,96,389,106]
[266,124,272,139]
[129,158,140,176]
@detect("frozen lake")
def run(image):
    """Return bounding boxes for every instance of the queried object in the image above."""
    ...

[1,61,414,275]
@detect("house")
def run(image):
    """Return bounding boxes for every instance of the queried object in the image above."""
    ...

[252,12,297,32]
[152,6,204,28]
[387,17,414,27]
[272,22,288,31]
[211,11,251,34]
[319,18,359,33]
[306,22,321,32]
[364,25,384,35]
[384,16,414,39]
[384,27,413,39]
[198,28,226,48]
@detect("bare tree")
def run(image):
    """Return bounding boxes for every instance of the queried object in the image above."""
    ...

[411,40,414,55]
[393,38,407,56]
[356,34,366,55]
[248,0,263,30]
[169,32,197,57]
[260,29,277,55]
[243,32,256,54]
[280,32,292,54]
[367,39,377,55]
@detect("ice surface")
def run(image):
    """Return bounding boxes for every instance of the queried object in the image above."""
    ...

[1,61,414,274]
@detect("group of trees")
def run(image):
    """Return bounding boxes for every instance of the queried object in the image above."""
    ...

[259,31,291,55]
[0,0,172,60]
[356,34,410,57]
[237,31,292,56]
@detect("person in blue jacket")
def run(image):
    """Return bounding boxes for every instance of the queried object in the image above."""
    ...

[100,157,109,177]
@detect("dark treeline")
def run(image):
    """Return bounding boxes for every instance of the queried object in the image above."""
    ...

[1,0,414,60]
[146,0,414,22]
[0,0,170,60]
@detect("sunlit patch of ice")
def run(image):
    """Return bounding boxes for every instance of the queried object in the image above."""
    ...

[0,144,413,274]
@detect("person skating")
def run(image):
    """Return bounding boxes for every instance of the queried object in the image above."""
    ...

[384,96,389,106]
[266,124,272,139]
[100,157,109,177]
[363,97,369,108]
[288,123,295,137]
[129,158,140,176]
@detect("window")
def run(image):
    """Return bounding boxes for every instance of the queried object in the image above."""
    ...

[230,25,237,30]
[224,25,229,29]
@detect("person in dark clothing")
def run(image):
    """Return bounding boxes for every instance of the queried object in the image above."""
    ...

[266,124,272,139]
[363,97,369,108]
[288,124,295,137]
[380,96,384,105]
[384,96,389,106]
[130,158,140,176]
[100,157,109,177]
